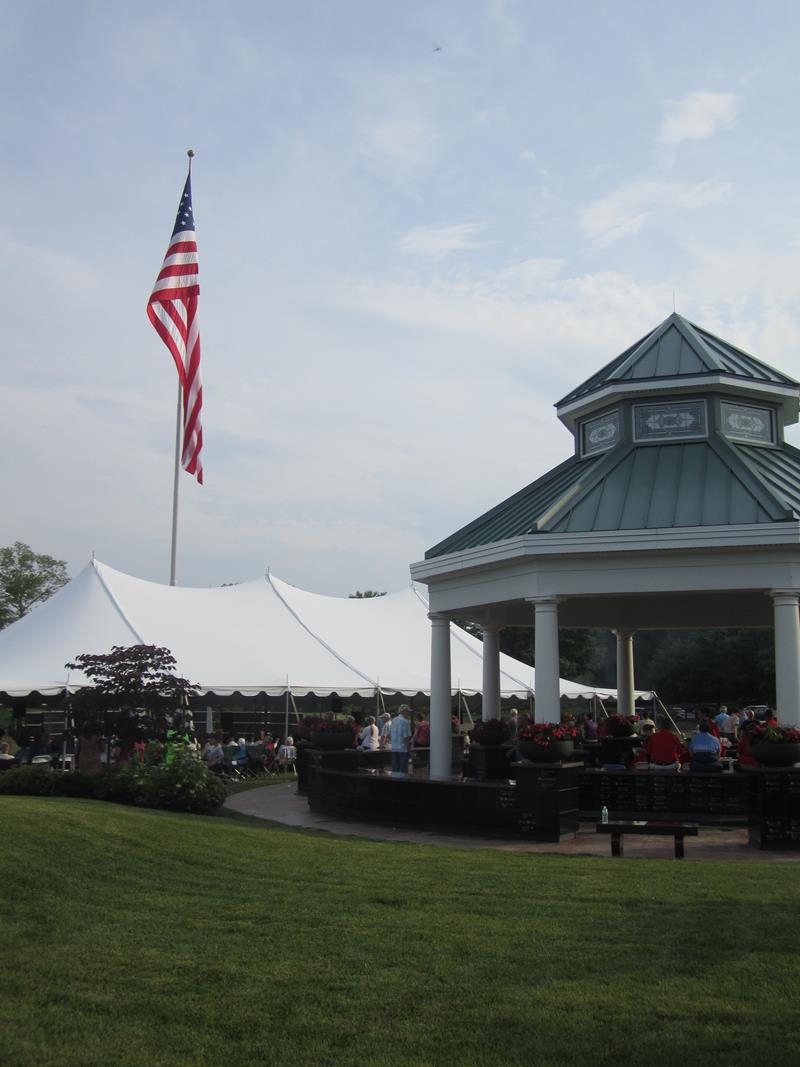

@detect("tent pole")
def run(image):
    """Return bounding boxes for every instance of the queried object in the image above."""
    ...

[284,677,290,740]
[62,669,71,773]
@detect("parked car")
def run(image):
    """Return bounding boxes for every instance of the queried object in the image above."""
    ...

[667,706,693,721]
[742,705,772,719]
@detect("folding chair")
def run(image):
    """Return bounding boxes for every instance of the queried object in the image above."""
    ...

[262,745,280,776]
[223,747,245,781]
[278,744,297,776]
[246,743,267,777]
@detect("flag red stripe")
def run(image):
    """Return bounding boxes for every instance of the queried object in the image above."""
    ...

[147,175,204,485]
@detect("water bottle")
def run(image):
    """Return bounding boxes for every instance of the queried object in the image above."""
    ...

[601,805,609,824]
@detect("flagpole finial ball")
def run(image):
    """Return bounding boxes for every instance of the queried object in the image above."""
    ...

[187,148,195,158]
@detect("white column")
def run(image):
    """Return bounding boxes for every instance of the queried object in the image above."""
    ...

[770,591,800,727]
[614,629,635,718]
[529,597,562,724]
[429,613,453,778]
[481,624,501,721]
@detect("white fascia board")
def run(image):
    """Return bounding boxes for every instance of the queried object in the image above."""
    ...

[556,376,800,431]
[410,521,800,584]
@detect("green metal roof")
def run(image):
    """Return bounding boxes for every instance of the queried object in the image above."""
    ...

[425,316,800,561]
[734,442,800,516]
[425,452,606,558]
[425,438,800,558]
[557,313,797,409]
[544,440,789,534]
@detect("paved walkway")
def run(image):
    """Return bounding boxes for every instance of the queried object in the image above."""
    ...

[224,781,800,862]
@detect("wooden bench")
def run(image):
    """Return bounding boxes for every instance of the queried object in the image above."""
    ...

[596,820,699,858]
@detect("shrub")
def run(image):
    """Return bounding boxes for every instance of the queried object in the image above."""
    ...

[117,749,226,814]
[0,766,54,795]
[0,752,226,814]
[50,772,97,798]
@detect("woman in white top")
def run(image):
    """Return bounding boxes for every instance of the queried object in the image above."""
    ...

[358,716,380,751]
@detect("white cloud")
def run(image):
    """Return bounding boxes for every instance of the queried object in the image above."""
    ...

[398,221,491,258]
[0,234,108,309]
[659,90,739,145]
[580,179,733,247]
[368,114,437,173]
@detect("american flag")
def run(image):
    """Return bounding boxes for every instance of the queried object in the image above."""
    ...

[147,172,203,484]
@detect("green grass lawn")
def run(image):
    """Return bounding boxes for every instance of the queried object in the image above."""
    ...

[1,797,798,1067]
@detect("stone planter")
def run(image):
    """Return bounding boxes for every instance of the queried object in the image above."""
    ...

[516,739,575,763]
[751,741,800,767]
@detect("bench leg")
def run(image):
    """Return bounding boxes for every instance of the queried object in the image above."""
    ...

[611,833,623,858]
[674,835,685,859]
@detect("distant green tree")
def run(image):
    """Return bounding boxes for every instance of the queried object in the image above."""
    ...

[349,590,386,598]
[453,622,599,684]
[499,626,599,684]
[645,629,774,707]
[0,542,69,629]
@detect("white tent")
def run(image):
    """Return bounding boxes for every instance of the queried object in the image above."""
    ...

[0,559,621,700]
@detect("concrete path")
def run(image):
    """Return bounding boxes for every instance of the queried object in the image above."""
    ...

[224,781,800,862]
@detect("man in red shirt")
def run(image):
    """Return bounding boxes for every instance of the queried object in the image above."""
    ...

[645,717,684,772]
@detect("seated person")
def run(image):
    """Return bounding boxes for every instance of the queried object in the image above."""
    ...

[0,730,19,756]
[278,737,296,761]
[635,714,656,736]
[233,738,249,770]
[358,715,380,750]
[205,737,225,774]
[645,717,683,771]
[0,741,16,770]
[688,721,722,772]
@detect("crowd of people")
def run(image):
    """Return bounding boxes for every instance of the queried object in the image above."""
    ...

[0,723,298,778]
[0,702,781,780]
[200,731,297,776]
[593,705,777,773]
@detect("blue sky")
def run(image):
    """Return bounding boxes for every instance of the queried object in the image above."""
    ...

[2,1,800,593]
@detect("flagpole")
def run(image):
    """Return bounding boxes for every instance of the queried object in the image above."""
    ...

[168,149,195,587]
[170,381,182,586]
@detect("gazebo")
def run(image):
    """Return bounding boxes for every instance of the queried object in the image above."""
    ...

[411,313,800,777]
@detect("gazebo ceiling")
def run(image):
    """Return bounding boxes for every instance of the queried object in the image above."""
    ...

[442,589,776,631]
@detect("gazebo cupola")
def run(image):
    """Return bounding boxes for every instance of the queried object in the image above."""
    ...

[559,310,799,465]
[411,312,800,779]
